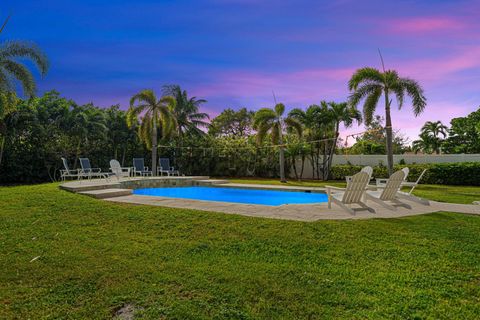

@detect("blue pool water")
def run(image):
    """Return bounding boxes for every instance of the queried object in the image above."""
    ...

[133,186,328,206]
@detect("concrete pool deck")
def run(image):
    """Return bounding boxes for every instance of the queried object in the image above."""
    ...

[60,177,480,221]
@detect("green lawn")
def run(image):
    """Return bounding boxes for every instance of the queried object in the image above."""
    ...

[1,183,480,319]
[228,178,480,204]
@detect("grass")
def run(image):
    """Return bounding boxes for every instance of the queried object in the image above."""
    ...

[228,178,480,204]
[1,183,480,319]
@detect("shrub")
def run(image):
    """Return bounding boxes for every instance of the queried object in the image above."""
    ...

[330,162,480,186]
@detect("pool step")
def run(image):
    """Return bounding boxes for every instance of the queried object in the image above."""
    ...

[79,188,132,199]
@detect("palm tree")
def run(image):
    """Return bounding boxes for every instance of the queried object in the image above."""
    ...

[416,120,448,154]
[412,133,433,154]
[127,89,176,175]
[0,16,49,167]
[162,85,209,136]
[348,67,426,175]
[325,101,362,177]
[253,103,302,182]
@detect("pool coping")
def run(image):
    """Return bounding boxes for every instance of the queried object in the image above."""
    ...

[60,177,480,221]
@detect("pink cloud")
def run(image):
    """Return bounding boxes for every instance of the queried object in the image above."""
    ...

[194,67,354,108]
[387,16,465,34]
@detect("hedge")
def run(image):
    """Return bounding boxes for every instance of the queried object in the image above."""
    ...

[330,162,480,186]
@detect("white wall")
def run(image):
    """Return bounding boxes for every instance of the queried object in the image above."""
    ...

[291,154,480,179]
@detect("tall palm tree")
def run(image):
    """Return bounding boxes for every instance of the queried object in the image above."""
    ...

[127,89,176,175]
[0,16,49,167]
[325,101,362,177]
[253,103,302,182]
[162,85,209,136]
[348,67,426,175]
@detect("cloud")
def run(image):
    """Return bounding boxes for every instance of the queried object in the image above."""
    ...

[386,16,466,34]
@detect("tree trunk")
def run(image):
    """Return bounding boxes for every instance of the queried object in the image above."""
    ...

[152,114,158,176]
[384,90,394,176]
[292,154,299,180]
[0,135,5,168]
[326,123,340,180]
[278,131,286,183]
[300,154,305,179]
[121,144,127,166]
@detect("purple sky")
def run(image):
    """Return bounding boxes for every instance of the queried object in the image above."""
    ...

[3,0,480,142]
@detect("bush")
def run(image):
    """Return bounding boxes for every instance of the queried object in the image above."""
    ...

[330,162,480,186]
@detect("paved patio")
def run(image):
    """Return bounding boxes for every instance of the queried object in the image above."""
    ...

[60,178,480,221]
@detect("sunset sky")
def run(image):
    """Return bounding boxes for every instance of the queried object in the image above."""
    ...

[2,0,480,142]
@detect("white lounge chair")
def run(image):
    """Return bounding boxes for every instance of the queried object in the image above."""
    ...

[326,168,374,215]
[109,159,131,180]
[60,157,82,181]
[365,168,412,211]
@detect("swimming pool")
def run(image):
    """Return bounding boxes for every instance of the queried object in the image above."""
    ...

[133,186,328,206]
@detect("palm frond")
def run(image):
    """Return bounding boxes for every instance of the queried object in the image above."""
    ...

[0,60,36,97]
[0,40,49,76]
[398,78,427,116]
[362,86,383,125]
[130,89,157,107]
[348,67,383,90]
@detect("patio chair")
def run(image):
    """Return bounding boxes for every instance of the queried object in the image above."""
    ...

[133,158,153,176]
[375,168,430,205]
[326,167,375,215]
[345,166,373,186]
[365,168,412,211]
[60,157,82,181]
[109,159,131,180]
[79,158,109,180]
[402,169,427,194]
[158,158,180,176]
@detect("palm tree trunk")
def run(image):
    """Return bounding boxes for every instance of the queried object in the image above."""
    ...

[152,114,158,176]
[326,123,340,180]
[300,154,305,179]
[0,135,5,168]
[278,132,286,182]
[384,90,394,176]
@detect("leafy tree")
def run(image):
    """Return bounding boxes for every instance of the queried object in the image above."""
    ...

[443,108,480,154]
[347,116,408,155]
[349,67,426,175]
[127,90,176,175]
[209,107,254,137]
[254,103,302,182]
[105,105,138,164]
[162,85,209,136]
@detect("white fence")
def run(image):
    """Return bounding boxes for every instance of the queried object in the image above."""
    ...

[292,154,480,179]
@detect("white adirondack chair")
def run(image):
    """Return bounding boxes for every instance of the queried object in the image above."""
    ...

[326,168,374,215]
[365,168,412,211]
[109,159,131,180]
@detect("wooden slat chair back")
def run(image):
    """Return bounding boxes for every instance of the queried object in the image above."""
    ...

[380,169,408,201]
[342,171,370,204]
